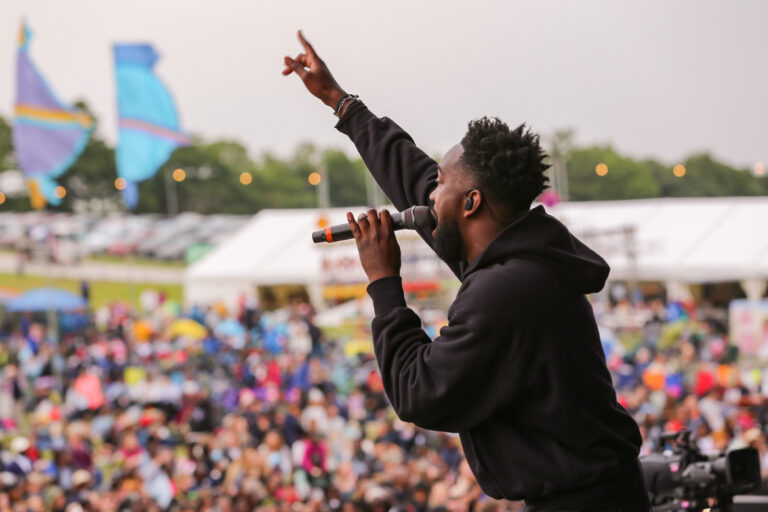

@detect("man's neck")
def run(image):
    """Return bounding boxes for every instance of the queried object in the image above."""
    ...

[463,207,526,263]
[463,221,508,264]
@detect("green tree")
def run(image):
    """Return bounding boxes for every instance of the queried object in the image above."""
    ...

[256,144,318,210]
[55,136,120,212]
[138,140,267,214]
[673,154,762,197]
[0,116,14,171]
[325,149,368,206]
[567,146,661,200]
[0,115,31,210]
[4,107,766,212]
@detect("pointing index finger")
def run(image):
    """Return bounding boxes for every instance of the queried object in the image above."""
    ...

[297,30,317,57]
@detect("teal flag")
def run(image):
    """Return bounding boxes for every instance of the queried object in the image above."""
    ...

[114,44,189,209]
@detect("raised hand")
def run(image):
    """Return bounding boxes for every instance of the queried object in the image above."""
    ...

[283,31,346,110]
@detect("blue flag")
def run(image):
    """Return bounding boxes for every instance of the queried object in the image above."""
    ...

[114,44,189,209]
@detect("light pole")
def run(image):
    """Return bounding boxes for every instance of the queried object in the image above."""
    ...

[318,165,330,209]
[307,168,331,209]
[308,151,330,209]
[549,129,573,201]
[365,173,386,208]
[165,168,186,216]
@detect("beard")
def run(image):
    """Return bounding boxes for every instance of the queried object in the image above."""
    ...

[433,218,464,263]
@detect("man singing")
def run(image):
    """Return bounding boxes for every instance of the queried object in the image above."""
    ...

[283,31,649,511]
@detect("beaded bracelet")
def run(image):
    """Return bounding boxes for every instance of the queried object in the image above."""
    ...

[334,94,359,117]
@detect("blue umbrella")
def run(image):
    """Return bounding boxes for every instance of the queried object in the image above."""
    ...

[214,319,246,343]
[5,287,86,312]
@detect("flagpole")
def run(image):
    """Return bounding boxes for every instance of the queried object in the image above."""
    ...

[164,169,178,217]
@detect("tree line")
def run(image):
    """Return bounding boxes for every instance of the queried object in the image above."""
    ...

[0,108,765,215]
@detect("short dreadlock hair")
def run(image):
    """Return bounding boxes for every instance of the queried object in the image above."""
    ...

[460,117,550,213]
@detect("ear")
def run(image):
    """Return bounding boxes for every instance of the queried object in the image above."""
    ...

[462,189,482,218]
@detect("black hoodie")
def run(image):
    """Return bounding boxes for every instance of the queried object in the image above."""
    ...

[337,103,646,505]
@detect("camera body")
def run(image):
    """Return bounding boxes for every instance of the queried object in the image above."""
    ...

[640,430,761,511]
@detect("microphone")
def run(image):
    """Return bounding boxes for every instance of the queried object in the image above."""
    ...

[312,205,436,243]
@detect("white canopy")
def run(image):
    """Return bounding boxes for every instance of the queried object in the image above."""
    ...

[184,207,442,307]
[551,196,768,282]
[184,197,768,306]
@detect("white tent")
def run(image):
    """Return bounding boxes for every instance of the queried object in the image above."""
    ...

[184,197,768,306]
[184,207,444,308]
[186,208,344,307]
[551,197,768,284]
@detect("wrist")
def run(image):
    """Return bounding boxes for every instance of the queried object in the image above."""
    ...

[334,94,358,118]
[367,276,406,316]
[337,96,356,118]
[367,270,399,283]
[324,88,346,109]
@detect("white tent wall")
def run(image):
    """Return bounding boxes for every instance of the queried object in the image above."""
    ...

[549,197,768,284]
[185,278,256,309]
[184,207,373,309]
[184,197,768,307]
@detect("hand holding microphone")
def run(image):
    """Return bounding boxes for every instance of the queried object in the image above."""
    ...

[344,209,403,283]
[313,206,435,283]
[312,205,436,243]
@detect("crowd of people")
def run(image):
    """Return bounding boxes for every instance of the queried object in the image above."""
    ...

[0,293,501,512]
[0,288,767,511]
[594,294,768,475]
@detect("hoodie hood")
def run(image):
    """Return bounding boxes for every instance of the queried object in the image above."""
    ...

[463,205,610,294]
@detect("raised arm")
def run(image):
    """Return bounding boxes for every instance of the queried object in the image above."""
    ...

[284,31,463,277]
[283,31,437,210]
[335,103,437,214]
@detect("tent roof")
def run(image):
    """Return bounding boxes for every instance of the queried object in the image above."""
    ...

[186,207,370,285]
[186,197,768,287]
[550,196,768,281]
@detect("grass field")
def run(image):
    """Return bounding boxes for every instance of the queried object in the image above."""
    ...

[0,249,186,269]
[87,254,187,268]
[0,272,183,310]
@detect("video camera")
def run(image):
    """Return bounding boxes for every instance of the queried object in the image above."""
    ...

[640,430,761,511]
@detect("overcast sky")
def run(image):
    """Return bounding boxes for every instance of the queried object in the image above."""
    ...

[2,0,766,169]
